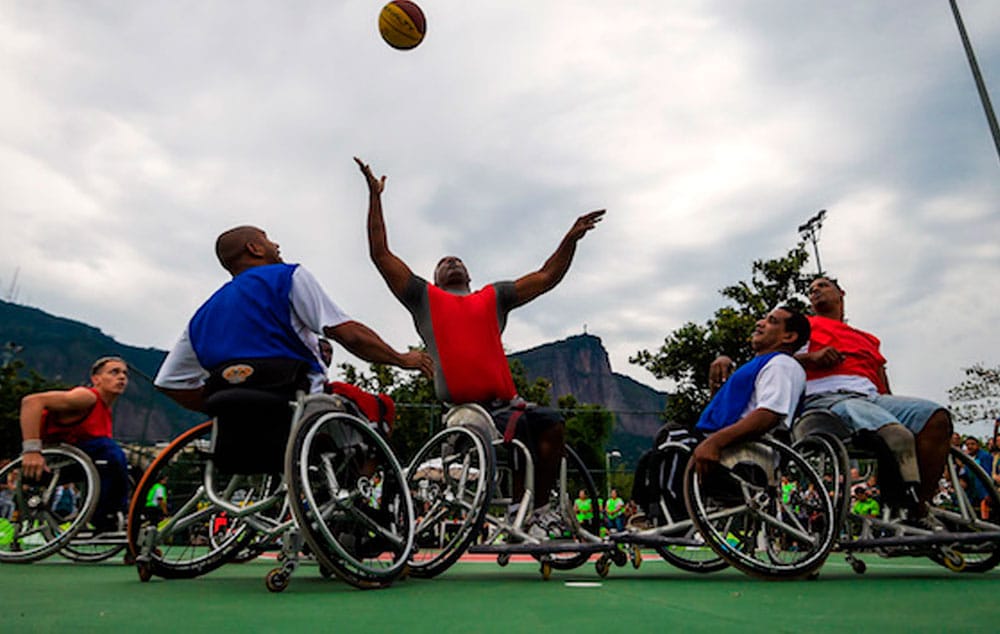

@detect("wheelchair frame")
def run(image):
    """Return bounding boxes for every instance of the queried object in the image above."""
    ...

[792,409,1000,574]
[127,391,416,592]
[405,403,616,580]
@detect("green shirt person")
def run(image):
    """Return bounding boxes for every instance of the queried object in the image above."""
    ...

[574,489,593,524]
[605,488,625,531]
[145,476,168,520]
[852,488,880,517]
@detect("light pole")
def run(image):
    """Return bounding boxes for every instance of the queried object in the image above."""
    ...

[949,0,1000,165]
[797,209,827,276]
[604,450,621,500]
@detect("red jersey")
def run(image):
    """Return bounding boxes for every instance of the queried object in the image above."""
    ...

[41,387,114,444]
[426,284,517,404]
[806,315,888,394]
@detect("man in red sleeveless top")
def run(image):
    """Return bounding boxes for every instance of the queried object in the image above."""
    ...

[796,276,952,514]
[19,356,131,533]
[356,157,605,512]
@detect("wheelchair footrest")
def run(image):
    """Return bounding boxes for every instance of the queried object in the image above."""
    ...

[609,532,702,548]
[841,530,1000,550]
[468,541,613,555]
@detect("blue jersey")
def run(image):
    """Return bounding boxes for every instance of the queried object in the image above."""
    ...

[188,263,323,374]
[696,352,782,433]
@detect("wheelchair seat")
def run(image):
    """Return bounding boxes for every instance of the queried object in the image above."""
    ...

[204,387,294,475]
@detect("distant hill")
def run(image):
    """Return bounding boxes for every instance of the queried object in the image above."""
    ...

[510,333,668,464]
[1,301,669,461]
[0,299,204,443]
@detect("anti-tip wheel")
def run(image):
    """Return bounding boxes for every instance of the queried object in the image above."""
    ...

[595,555,611,578]
[631,546,643,569]
[137,563,153,583]
[497,553,511,567]
[265,569,290,593]
[540,561,552,581]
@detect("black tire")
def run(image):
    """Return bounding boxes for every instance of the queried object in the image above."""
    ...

[793,433,851,531]
[0,445,100,563]
[684,438,836,580]
[653,526,729,574]
[285,400,415,589]
[928,448,1000,573]
[126,422,258,579]
[407,425,494,579]
[534,446,602,571]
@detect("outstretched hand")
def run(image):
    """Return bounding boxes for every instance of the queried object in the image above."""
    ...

[354,157,386,195]
[567,209,606,242]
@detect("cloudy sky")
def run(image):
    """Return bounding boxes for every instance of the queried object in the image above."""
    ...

[2,2,998,431]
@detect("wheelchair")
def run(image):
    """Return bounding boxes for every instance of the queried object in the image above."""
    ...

[127,366,416,592]
[617,425,837,580]
[792,409,1000,574]
[405,403,614,581]
[0,444,134,564]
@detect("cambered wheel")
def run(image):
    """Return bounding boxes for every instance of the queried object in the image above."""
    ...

[928,449,1000,573]
[684,437,837,580]
[532,446,601,572]
[0,445,100,563]
[126,422,261,580]
[406,425,493,579]
[286,401,415,589]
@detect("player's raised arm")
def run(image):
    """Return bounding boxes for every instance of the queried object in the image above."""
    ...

[512,209,605,307]
[355,157,415,301]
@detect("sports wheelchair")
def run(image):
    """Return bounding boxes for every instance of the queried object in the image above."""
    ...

[405,403,615,580]
[792,409,1000,574]
[617,424,837,580]
[0,445,136,564]
[127,360,416,592]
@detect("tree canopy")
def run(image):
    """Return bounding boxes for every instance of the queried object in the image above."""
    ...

[630,244,812,424]
[948,363,1000,435]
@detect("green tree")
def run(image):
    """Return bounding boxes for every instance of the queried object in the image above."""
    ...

[630,244,811,424]
[0,359,69,459]
[557,394,614,471]
[948,363,1000,434]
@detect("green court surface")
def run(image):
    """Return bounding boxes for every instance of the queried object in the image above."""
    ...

[2,554,999,633]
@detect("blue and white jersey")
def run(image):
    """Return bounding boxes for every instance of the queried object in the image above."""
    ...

[696,352,805,433]
[155,264,350,393]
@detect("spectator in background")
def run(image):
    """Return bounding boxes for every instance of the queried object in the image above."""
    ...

[963,436,994,507]
[0,461,15,519]
[605,488,625,532]
[852,485,880,518]
[951,433,963,449]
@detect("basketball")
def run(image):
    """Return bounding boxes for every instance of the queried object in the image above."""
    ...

[378,0,426,50]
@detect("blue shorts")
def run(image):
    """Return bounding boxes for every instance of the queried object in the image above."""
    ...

[803,392,945,435]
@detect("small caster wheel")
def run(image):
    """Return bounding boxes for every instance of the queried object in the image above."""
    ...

[611,548,628,567]
[319,565,335,579]
[595,555,611,578]
[399,563,411,581]
[849,558,866,575]
[631,546,643,570]
[137,562,153,583]
[497,553,511,567]
[540,561,552,581]
[266,569,290,593]
[941,549,966,572]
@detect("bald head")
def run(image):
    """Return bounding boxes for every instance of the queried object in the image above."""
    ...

[215,226,282,275]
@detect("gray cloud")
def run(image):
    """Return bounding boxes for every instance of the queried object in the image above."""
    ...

[1,1,998,435]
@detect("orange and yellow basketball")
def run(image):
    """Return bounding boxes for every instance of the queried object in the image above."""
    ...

[378,1,426,50]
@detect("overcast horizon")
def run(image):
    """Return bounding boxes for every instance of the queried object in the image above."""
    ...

[2,2,998,435]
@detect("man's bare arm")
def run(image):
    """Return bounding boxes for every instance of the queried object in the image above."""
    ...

[326,321,433,378]
[691,408,781,476]
[355,157,414,301]
[512,209,605,307]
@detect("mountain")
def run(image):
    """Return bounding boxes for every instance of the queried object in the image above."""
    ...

[510,333,668,461]
[0,299,204,443]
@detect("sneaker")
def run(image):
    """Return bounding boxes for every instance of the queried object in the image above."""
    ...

[627,512,652,531]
